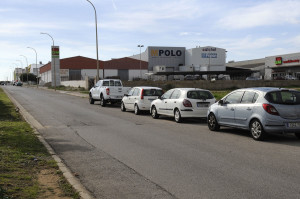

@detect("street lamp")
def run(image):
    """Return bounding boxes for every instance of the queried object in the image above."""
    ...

[16,59,24,82]
[41,32,56,91]
[20,55,29,85]
[27,47,38,88]
[137,45,144,79]
[86,0,101,81]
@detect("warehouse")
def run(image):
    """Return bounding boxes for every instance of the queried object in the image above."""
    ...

[39,56,148,84]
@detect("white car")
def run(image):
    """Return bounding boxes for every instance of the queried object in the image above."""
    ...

[121,86,163,115]
[150,88,216,123]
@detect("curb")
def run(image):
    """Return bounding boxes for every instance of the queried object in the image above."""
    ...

[3,88,95,199]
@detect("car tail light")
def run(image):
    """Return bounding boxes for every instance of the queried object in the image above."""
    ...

[141,89,144,100]
[106,88,110,95]
[262,104,279,115]
[183,99,192,107]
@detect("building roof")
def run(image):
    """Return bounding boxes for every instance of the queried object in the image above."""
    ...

[105,57,148,70]
[40,56,148,74]
[40,56,104,73]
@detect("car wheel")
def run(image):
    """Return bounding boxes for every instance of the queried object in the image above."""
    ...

[208,113,220,131]
[89,94,95,104]
[250,119,266,141]
[100,95,106,107]
[121,102,126,112]
[151,106,159,119]
[174,109,182,123]
[134,104,140,115]
[295,133,300,139]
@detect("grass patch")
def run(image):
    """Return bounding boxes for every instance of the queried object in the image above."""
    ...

[47,85,87,92]
[211,90,232,100]
[0,88,79,199]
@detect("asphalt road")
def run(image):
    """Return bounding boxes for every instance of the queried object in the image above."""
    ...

[4,86,300,199]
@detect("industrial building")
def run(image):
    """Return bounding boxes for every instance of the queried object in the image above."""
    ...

[227,52,300,80]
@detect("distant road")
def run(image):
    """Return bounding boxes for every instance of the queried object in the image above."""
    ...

[4,86,300,199]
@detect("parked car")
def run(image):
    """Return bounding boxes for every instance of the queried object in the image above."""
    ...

[207,87,300,141]
[89,79,131,106]
[121,86,163,114]
[246,76,260,80]
[150,88,216,123]
[285,75,297,80]
[14,81,23,86]
[274,76,285,80]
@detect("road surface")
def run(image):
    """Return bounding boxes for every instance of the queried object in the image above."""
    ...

[3,86,300,199]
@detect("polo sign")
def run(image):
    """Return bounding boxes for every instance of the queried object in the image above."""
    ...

[151,49,182,57]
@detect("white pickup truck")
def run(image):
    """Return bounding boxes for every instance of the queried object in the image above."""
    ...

[89,79,131,107]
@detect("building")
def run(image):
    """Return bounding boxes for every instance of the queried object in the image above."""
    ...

[39,56,148,83]
[227,52,300,80]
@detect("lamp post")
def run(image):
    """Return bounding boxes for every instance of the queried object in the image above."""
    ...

[27,47,38,88]
[41,32,56,91]
[86,0,101,81]
[137,45,144,79]
[20,55,29,85]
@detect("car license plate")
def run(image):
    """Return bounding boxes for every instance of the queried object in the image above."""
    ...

[197,103,209,107]
[286,122,300,128]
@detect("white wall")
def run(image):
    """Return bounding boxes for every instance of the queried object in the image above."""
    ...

[129,69,148,80]
[185,46,226,71]
[41,70,51,83]
[61,80,87,89]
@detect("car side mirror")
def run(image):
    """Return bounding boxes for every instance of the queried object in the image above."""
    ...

[218,100,224,105]
[124,94,129,97]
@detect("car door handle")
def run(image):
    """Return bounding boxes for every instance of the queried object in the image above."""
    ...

[247,108,252,111]
[174,101,176,103]
[165,101,167,103]
[230,108,234,111]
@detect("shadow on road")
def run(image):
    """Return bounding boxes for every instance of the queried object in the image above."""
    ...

[217,127,300,146]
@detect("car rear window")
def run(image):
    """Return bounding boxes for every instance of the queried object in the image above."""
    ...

[265,90,300,105]
[187,90,214,100]
[143,89,163,97]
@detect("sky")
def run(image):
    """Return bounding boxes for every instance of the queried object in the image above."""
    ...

[1,0,300,81]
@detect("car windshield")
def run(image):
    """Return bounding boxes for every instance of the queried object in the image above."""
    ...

[265,90,300,105]
[143,89,163,97]
[187,90,214,100]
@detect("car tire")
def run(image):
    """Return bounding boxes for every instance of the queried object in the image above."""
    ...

[174,109,182,123]
[207,113,220,131]
[121,102,126,112]
[250,119,267,141]
[89,94,95,104]
[100,95,106,107]
[295,133,300,139]
[151,106,159,119]
[134,104,140,115]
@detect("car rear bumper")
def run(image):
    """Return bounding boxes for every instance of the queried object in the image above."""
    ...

[264,119,300,134]
[180,108,208,118]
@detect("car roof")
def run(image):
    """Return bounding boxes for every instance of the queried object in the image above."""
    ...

[133,86,162,90]
[235,87,297,93]
[174,88,210,92]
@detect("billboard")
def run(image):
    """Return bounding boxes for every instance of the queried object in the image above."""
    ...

[148,46,185,71]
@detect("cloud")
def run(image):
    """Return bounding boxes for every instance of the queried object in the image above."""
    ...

[99,0,206,32]
[111,0,117,10]
[218,0,300,29]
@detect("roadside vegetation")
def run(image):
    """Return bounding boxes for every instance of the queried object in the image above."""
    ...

[0,88,79,199]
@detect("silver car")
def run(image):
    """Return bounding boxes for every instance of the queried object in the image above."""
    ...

[207,87,300,141]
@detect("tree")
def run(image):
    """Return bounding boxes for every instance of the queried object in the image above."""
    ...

[19,73,37,82]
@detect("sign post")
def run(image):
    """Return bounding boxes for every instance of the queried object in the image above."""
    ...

[51,46,60,87]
